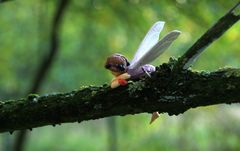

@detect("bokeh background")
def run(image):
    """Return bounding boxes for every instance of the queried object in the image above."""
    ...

[0,0,240,151]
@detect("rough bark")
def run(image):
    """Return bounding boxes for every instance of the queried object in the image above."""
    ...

[0,62,240,133]
[0,2,239,134]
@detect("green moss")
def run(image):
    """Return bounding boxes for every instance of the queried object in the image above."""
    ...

[27,94,39,99]
[79,85,94,91]
[76,85,103,102]
[91,91,97,96]
[27,94,40,103]
[200,71,210,76]
[127,81,145,97]
[168,57,178,66]
[227,84,236,90]
[219,68,240,77]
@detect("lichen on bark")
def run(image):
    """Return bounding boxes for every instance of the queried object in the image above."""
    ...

[0,2,239,134]
[1,58,240,133]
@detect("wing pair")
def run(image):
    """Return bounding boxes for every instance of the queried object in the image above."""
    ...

[128,21,181,69]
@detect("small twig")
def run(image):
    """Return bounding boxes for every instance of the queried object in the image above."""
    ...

[13,1,70,151]
[0,0,13,3]
[174,2,240,70]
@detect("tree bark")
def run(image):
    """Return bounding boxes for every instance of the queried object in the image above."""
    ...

[0,1,239,134]
[0,63,240,133]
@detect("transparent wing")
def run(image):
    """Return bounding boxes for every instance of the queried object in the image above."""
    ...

[130,21,165,67]
[129,30,181,69]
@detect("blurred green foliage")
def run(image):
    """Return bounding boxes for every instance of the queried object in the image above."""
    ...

[0,0,240,151]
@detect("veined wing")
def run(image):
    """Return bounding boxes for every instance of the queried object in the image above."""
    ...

[129,30,181,69]
[130,21,165,68]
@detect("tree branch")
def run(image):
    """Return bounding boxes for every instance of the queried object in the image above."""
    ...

[0,0,12,3]
[0,62,240,133]
[0,1,239,134]
[174,2,240,70]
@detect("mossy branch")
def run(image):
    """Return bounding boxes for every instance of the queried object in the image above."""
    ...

[1,61,240,133]
[0,2,239,134]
